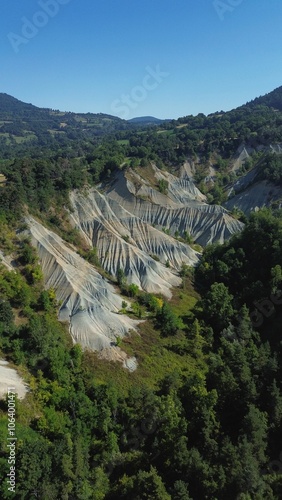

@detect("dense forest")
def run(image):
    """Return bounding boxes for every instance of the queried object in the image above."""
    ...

[0,89,282,499]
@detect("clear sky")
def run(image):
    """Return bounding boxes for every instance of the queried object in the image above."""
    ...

[1,0,282,119]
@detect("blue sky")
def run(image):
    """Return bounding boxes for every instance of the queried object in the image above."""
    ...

[1,0,282,119]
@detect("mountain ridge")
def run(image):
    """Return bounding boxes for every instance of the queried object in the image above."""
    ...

[1,83,282,132]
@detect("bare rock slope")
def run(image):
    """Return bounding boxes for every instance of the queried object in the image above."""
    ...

[225,143,282,214]
[69,188,198,299]
[225,179,282,215]
[26,217,139,368]
[100,166,243,246]
[0,360,28,400]
[69,166,243,297]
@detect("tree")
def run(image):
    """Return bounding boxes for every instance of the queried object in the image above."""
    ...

[189,319,205,356]
[183,231,193,244]
[202,282,234,332]
[267,379,282,427]
[116,268,126,288]
[39,290,52,312]
[270,264,282,294]
[121,300,128,310]
[85,247,100,267]
[155,302,182,336]
[16,438,53,498]
[91,467,110,500]
[241,405,268,463]
[131,466,171,500]
[0,299,14,324]
[20,241,37,265]
[179,262,190,277]
[235,437,269,498]
[172,480,192,499]
[128,283,139,297]
[236,304,253,343]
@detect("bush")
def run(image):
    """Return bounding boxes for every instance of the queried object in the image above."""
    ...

[85,247,100,266]
[128,283,139,297]
[158,179,169,194]
[19,242,37,265]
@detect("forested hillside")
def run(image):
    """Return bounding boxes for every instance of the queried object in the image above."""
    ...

[0,89,282,499]
[0,93,130,159]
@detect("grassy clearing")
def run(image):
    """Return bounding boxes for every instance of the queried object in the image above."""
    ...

[14,134,35,144]
[13,308,29,327]
[83,281,202,397]
[169,284,198,319]
[0,132,36,144]
[0,133,11,143]
[117,139,130,145]
[156,129,175,136]
[48,130,65,136]
[84,321,201,396]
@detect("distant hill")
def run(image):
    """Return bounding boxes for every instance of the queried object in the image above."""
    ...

[127,116,167,125]
[1,85,282,160]
[0,93,43,114]
[0,93,129,155]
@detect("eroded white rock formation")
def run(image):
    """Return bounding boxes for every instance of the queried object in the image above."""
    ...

[101,168,243,246]
[0,360,28,400]
[26,217,139,368]
[69,188,199,298]
[225,180,282,214]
